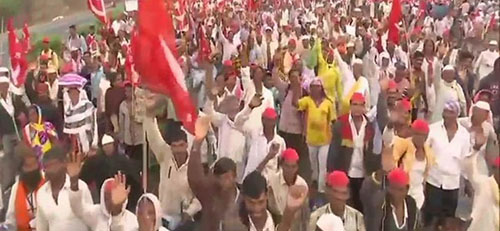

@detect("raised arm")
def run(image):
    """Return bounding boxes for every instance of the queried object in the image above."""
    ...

[187,116,213,204]
[256,143,280,173]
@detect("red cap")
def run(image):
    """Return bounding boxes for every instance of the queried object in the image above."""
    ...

[388,80,397,90]
[104,179,116,193]
[399,98,412,111]
[387,168,410,186]
[281,148,299,162]
[494,157,500,168]
[223,60,233,67]
[327,171,350,188]
[43,37,50,43]
[39,54,49,61]
[262,107,278,119]
[350,92,365,103]
[411,119,429,134]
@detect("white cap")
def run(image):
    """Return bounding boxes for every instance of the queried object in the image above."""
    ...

[102,134,114,145]
[354,8,362,12]
[474,101,491,112]
[0,67,8,74]
[264,26,273,32]
[316,213,345,231]
[443,65,455,71]
[489,40,498,46]
[0,76,9,83]
[300,35,311,40]
[353,58,363,65]
[347,41,355,47]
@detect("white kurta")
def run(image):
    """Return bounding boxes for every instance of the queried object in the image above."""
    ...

[464,152,499,231]
[475,49,499,79]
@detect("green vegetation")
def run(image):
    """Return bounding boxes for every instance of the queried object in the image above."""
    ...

[0,0,24,19]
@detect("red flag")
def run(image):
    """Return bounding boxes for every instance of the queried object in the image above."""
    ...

[7,19,28,88]
[418,0,427,18]
[248,0,257,11]
[133,0,197,134]
[197,25,212,62]
[488,13,497,31]
[387,0,402,45]
[22,22,31,53]
[87,0,107,24]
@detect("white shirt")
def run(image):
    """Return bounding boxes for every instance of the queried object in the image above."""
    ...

[240,67,276,132]
[234,107,286,179]
[267,170,308,215]
[427,121,472,190]
[409,158,427,209]
[464,152,499,231]
[348,114,367,178]
[219,29,239,62]
[143,118,202,224]
[249,210,275,231]
[390,201,408,230]
[203,100,246,163]
[475,49,499,79]
[36,175,92,231]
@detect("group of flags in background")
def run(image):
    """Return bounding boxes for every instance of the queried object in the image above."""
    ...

[4,0,499,135]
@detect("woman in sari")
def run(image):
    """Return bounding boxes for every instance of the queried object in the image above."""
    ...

[22,105,58,161]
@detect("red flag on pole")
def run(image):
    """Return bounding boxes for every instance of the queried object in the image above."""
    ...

[87,0,108,24]
[387,0,402,45]
[22,22,31,53]
[197,25,212,62]
[7,19,28,88]
[133,0,198,134]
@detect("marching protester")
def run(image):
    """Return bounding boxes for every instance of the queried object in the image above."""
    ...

[3,144,45,231]
[0,0,499,231]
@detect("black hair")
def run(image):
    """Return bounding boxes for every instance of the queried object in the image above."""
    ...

[69,25,76,29]
[242,171,267,199]
[165,125,188,145]
[413,51,424,59]
[15,143,37,170]
[42,145,66,163]
[459,50,474,61]
[213,157,236,176]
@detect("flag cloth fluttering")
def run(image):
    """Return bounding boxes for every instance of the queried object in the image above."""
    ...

[21,22,31,53]
[132,0,198,134]
[7,19,29,88]
[197,24,212,62]
[387,0,403,45]
[87,0,108,24]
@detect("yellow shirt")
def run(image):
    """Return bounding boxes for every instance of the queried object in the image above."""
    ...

[298,96,334,146]
[315,39,343,106]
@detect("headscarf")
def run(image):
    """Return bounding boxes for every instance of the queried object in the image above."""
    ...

[136,193,164,231]
[23,105,57,161]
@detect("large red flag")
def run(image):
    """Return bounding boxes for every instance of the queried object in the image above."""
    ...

[7,19,28,88]
[387,0,402,45]
[133,0,197,134]
[87,0,108,24]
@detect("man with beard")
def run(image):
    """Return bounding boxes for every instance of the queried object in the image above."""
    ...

[4,144,45,230]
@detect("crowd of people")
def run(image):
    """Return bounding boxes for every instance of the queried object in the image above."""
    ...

[0,0,499,230]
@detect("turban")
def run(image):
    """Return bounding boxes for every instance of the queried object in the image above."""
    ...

[444,99,461,115]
